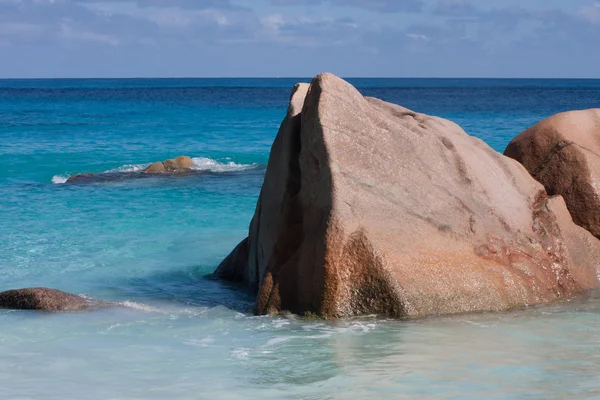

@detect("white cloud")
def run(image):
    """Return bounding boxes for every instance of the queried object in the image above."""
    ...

[260,14,285,31]
[254,14,360,47]
[579,2,600,24]
[1,0,600,78]
[148,8,194,27]
[0,22,46,45]
[407,32,429,40]
[59,22,120,45]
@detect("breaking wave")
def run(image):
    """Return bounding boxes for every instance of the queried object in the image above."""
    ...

[105,164,150,173]
[52,157,258,184]
[190,157,256,173]
[51,175,69,184]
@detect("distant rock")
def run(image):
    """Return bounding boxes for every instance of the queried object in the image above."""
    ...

[215,74,600,319]
[143,156,195,174]
[0,288,100,312]
[143,162,167,174]
[66,156,196,183]
[65,173,97,184]
[65,172,142,184]
[505,109,600,239]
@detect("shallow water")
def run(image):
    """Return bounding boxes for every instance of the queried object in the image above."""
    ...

[2,296,600,399]
[2,78,600,399]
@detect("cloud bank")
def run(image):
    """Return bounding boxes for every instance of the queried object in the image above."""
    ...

[0,0,598,77]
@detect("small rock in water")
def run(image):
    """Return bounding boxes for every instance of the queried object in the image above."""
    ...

[143,156,195,174]
[66,155,196,183]
[143,162,167,173]
[65,173,97,184]
[0,288,99,312]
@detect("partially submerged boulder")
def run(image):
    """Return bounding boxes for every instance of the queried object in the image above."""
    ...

[505,109,600,238]
[66,156,196,183]
[215,74,600,319]
[65,173,97,184]
[143,156,196,174]
[0,288,98,312]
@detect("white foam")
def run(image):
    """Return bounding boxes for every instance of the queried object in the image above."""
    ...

[191,157,256,173]
[119,301,161,313]
[231,348,250,359]
[264,336,294,347]
[52,157,257,184]
[105,164,150,173]
[183,337,215,347]
[273,319,291,329]
[51,175,69,184]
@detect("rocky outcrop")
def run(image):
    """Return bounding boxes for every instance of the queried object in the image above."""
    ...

[65,173,98,183]
[0,288,99,311]
[505,109,600,238]
[215,73,600,319]
[66,156,196,183]
[143,156,196,174]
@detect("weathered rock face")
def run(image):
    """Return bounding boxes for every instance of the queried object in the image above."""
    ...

[505,109,600,239]
[215,73,600,319]
[66,155,196,183]
[0,288,96,311]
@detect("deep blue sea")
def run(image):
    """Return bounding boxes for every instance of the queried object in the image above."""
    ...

[2,78,600,399]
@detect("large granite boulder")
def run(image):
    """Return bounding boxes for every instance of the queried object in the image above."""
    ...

[505,109,600,238]
[0,288,98,311]
[215,74,600,319]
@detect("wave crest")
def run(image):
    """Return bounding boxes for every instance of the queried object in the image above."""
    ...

[52,175,69,184]
[51,157,258,184]
[105,164,150,173]
[191,157,256,172]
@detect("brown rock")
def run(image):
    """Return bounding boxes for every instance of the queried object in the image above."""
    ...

[0,288,96,311]
[66,156,196,183]
[216,74,600,319]
[144,162,167,174]
[505,109,600,238]
[143,156,195,173]
[66,173,96,183]
[169,156,196,170]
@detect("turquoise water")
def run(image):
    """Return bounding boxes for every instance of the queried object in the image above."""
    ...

[2,78,600,399]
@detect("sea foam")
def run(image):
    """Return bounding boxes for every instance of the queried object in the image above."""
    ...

[51,175,69,184]
[190,157,256,172]
[105,163,150,173]
[52,157,257,183]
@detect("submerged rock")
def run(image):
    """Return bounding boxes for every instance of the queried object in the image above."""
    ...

[65,172,139,184]
[0,288,99,311]
[65,173,98,183]
[215,73,600,319]
[66,156,196,183]
[505,109,600,239]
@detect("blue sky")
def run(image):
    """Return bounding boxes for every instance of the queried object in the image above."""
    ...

[1,0,599,78]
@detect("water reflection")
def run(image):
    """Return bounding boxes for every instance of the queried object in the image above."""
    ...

[229,291,600,399]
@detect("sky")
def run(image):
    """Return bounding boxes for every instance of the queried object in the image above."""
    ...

[1,0,600,78]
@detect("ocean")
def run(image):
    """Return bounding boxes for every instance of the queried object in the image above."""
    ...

[1,78,600,399]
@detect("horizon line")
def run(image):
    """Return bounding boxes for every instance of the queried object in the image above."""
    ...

[1,76,600,80]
